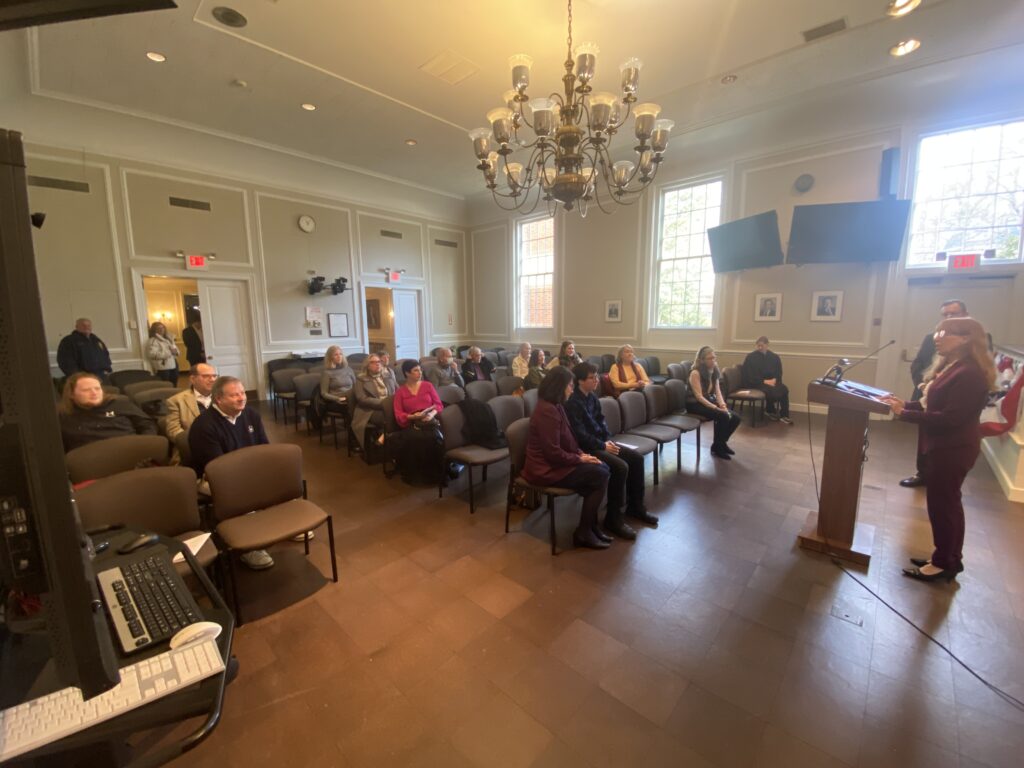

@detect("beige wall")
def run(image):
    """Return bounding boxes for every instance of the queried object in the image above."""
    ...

[469,224,510,342]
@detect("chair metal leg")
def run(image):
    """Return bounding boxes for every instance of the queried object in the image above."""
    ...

[438,455,446,499]
[468,465,475,514]
[226,551,242,626]
[482,464,488,481]
[326,516,338,582]
[653,451,659,485]
[303,531,310,555]
[504,480,514,533]
[676,436,681,472]
[547,494,557,555]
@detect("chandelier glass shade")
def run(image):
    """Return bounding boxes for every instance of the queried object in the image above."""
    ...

[469,0,673,216]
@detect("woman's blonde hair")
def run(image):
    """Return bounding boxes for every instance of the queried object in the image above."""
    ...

[324,345,346,370]
[615,345,635,364]
[926,316,995,389]
[59,372,104,414]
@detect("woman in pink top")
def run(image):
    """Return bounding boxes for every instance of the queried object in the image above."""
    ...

[391,360,444,484]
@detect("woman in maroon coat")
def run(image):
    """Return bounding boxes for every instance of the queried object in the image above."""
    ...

[882,317,995,582]
[523,366,611,549]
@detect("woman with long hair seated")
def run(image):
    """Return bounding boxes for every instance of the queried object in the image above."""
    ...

[320,345,356,415]
[391,359,445,484]
[546,339,584,370]
[523,348,547,391]
[688,346,741,460]
[59,372,158,452]
[352,353,396,452]
[608,344,650,393]
[523,366,611,550]
[882,317,994,582]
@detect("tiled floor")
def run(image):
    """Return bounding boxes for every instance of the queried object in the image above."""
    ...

[168,404,1024,768]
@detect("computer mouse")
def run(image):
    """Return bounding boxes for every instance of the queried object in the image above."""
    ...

[117,533,160,554]
[169,621,222,649]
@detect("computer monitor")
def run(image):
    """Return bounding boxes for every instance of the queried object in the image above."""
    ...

[0,129,120,699]
[786,199,912,265]
[708,210,785,273]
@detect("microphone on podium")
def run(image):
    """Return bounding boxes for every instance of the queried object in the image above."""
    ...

[819,339,896,386]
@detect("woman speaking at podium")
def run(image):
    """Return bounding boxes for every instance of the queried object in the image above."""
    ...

[882,317,994,583]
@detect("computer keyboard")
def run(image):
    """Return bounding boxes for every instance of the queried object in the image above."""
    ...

[96,553,202,653]
[0,636,224,762]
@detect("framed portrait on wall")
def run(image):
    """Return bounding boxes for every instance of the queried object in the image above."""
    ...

[366,298,381,330]
[605,300,622,323]
[327,312,349,338]
[754,293,781,322]
[811,290,843,322]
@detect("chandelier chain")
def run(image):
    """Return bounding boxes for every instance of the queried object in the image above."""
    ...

[566,0,573,62]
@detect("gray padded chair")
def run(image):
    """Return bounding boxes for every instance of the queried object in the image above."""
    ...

[65,434,171,484]
[123,379,172,399]
[497,375,524,396]
[437,384,466,405]
[465,379,498,402]
[347,353,369,366]
[437,397,519,513]
[205,444,337,624]
[600,354,616,374]
[293,372,321,433]
[75,466,218,579]
[644,384,701,457]
[722,363,766,427]
[665,379,704,456]
[599,396,659,485]
[503,417,578,556]
[522,388,539,416]
[644,356,668,385]
[109,369,158,389]
[131,387,180,416]
[270,367,306,424]
[619,391,681,477]
[666,363,686,381]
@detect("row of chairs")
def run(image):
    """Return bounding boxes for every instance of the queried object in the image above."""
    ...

[666,361,767,426]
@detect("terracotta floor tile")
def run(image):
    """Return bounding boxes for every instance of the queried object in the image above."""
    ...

[598,650,688,725]
[555,688,661,768]
[499,653,598,730]
[450,692,553,768]
[466,571,534,618]
[664,684,768,768]
[548,618,628,682]
[425,596,498,651]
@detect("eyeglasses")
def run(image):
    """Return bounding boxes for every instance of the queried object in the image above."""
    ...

[933,329,969,339]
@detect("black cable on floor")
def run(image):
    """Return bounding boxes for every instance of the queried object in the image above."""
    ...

[804,410,1024,714]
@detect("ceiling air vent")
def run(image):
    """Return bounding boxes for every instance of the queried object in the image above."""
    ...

[27,175,89,193]
[212,6,247,28]
[434,239,458,248]
[380,230,403,239]
[169,196,212,212]
[802,17,847,43]
[419,50,479,86]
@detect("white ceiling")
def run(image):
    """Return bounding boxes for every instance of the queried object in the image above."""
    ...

[24,0,1024,198]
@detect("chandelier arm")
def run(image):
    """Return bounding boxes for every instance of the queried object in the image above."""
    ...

[589,180,616,215]
[608,99,635,134]
[490,187,531,212]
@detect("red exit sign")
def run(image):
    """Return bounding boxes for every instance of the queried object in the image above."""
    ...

[184,253,209,271]
[945,252,979,271]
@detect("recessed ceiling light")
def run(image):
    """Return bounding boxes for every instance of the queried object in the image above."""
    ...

[212,6,248,28]
[720,74,738,85]
[887,0,922,17]
[405,139,418,146]
[890,39,921,56]
[146,51,166,63]
[301,103,317,111]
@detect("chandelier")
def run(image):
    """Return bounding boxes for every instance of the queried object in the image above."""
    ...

[468,0,673,216]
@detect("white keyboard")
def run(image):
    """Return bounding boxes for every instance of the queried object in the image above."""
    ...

[0,637,224,762]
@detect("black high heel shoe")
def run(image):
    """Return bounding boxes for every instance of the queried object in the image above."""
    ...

[573,530,611,550]
[902,566,958,582]
[909,558,964,573]
[592,525,614,544]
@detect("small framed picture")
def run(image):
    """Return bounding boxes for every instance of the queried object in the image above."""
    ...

[754,293,781,322]
[605,300,622,323]
[327,312,349,338]
[366,299,381,330]
[811,290,843,322]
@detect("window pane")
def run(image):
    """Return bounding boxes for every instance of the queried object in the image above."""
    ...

[908,119,1024,268]
[516,217,554,327]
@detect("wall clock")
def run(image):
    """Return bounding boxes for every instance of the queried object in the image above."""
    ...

[298,214,316,233]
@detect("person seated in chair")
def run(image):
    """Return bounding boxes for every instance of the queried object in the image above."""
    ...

[511,342,532,379]
[523,349,547,391]
[428,347,465,389]
[689,346,741,460]
[742,336,792,424]
[462,346,495,383]
[546,340,584,370]
[59,372,158,452]
[523,366,611,550]
[321,345,356,416]
[608,344,650,393]
[378,351,398,388]
[188,376,274,570]
[566,362,657,538]
[352,354,397,452]
[166,363,217,441]
[392,360,445,484]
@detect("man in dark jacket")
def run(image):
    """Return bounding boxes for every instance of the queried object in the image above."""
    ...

[565,362,656,538]
[188,376,273,570]
[741,336,791,424]
[182,312,206,369]
[901,298,969,488]
[461,346,495,383]
[57,318,113,380]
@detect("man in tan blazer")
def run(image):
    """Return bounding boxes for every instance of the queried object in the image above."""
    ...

[166,363,217,440]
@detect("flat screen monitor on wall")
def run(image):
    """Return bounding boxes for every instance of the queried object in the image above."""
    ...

[707,210,785,273]
[786,199,912,265]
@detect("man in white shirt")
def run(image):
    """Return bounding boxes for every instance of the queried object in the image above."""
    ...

[165,363,217,440]
[511,342,531,379]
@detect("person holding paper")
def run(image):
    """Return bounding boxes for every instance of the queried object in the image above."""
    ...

[391,360,445,484]
[566,362,655,538]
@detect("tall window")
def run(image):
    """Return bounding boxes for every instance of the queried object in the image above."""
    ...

[653,178,723,328]
[907,120,1024,267]
[516,217,554,328]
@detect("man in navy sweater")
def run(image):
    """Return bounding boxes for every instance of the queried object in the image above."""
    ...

[57,318,113,380]
[188,375,273,570]
[565,362,657,539]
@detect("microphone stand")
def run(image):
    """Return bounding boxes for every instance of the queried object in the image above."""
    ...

[818,339,896,387]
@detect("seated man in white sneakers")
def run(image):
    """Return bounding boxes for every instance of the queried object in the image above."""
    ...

[741,335,792,424]
[188,376,309,570]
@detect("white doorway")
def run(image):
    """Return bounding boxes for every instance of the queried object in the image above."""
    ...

[392,289,421,360]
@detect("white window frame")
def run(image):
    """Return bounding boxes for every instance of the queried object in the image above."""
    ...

[905,118,1024,270]
[650,176,724,330]
[514,215,555,330]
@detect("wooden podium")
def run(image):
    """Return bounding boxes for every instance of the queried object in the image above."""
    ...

[798,379,891,565]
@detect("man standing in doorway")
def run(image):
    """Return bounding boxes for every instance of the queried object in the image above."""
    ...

[900,298,969,488]
[182,310,206,371]
[57,318,113,381]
